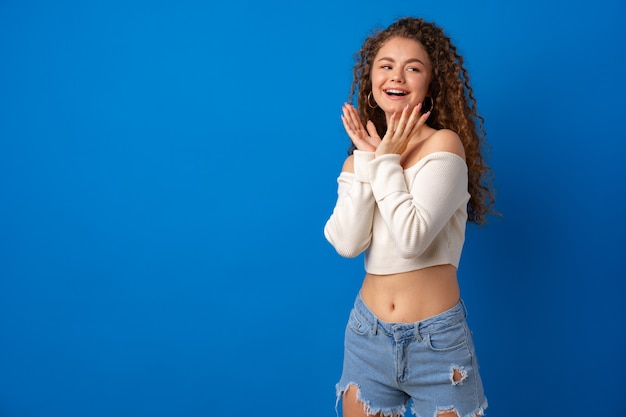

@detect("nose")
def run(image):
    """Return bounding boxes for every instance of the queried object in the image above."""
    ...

[391,69,404,83]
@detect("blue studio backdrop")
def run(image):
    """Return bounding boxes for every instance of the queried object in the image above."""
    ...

[1,1,625,416]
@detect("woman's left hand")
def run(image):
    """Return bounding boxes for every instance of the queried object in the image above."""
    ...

[375,104,430,157]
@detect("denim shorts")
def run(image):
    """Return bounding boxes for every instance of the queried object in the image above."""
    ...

[336,293,487,417]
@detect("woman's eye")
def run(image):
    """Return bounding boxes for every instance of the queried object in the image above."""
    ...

[381,65,392,70]
[408,67,420,72]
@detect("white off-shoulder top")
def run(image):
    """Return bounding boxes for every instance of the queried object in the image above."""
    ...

[324,150,470,275]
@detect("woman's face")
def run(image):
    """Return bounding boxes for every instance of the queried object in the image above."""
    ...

[370,36,432,120]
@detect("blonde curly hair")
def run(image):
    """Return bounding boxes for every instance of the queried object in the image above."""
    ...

[348,17,496,225]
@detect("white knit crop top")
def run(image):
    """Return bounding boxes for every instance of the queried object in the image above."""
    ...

[324,150,470,275]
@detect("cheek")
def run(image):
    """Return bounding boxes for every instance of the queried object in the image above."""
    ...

[411,77,431,99]
[370,72,384,89]
[370,72,389,101]
[423,74,433,92]
[414,73,431,87]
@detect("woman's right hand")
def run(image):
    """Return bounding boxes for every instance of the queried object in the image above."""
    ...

[341,103,381,152]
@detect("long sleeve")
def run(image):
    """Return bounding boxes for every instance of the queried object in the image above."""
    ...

[323,151,376,258]
[367,152,469,259]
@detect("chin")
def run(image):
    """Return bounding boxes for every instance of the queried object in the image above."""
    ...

[383,103,408,115]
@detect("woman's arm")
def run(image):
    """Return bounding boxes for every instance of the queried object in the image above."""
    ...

[368,151,470,258]
[323,151,377,258]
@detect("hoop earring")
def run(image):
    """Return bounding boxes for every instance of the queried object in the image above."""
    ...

[367,92,378,109]
[422,96,434,113]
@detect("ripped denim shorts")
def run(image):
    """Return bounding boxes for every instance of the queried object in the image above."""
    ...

[336,293,487,417]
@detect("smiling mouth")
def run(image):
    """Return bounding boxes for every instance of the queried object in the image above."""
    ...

[384,89,408,97]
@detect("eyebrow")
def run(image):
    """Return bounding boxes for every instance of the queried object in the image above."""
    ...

[377,57,426,66]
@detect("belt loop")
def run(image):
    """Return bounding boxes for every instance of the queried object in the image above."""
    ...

[416,322,423,343]
[460,298,468,318]
[373,318,378,335]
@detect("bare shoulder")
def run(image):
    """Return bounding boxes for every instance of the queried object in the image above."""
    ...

[341,154,355,173]
[422,129,465,160]
[402,128,465,169]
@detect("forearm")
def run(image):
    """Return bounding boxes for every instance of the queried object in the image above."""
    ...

[324,151,376,258]
[368,152,469,258]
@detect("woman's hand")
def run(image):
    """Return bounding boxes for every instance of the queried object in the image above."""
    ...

[375,104,430,157]
[341,103,382,152]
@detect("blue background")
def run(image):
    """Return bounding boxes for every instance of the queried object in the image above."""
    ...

[1,1,625,416]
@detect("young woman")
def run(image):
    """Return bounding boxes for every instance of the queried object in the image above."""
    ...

[324,17,495,417]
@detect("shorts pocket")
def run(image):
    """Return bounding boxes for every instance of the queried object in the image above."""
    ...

[347,309,370,336]
[425,321,468,352]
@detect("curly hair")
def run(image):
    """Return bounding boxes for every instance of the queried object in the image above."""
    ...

[347,17,496,225]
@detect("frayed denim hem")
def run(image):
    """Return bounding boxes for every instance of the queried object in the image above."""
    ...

[411,398,488,417]
[336,382,407,417]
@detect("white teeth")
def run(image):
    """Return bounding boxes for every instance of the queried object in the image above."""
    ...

[385,89,406,95]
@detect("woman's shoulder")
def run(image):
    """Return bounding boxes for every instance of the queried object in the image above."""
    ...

[341,154,355,173]
[402,128,465,170]
[422,129,465,159]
